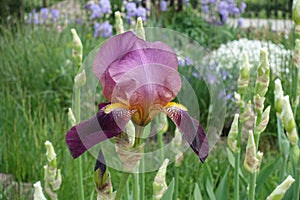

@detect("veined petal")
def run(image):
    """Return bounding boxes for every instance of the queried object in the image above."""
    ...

[164,103,209,162]
[66,104,134,158]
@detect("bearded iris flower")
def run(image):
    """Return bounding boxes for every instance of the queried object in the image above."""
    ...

[66,31,209,162]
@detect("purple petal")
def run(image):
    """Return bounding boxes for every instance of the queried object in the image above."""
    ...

[164,105,209,162]
[93,31,179,101]
[66,104,134,158]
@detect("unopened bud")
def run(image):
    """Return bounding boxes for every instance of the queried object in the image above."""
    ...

[94,150,113,196]
[136,17,146,40]
[240,101,253,123]
[254,94,265,115]
[238,53,251,96]
[153,159,169,200]
[294,0,300,25]
[244,131,258,174]
[256,151,263,172]
[68,108,76,126]
[74,69,86,88]
[125,120,135,147]
[156,113,169,135]
[175,151,184,167]
[274,79,284,115]
[293,39,300,67]
[255,106,271,135]
[291,145,300,167]
[45,141,56,167]
[172,128,182,149]
[281,96,298,145]
[227,114,239,153]
[115,11,124,34]
[71,28,83,66]
[255,48,270,97]
[33,181,47,200]
[266,175,295,200]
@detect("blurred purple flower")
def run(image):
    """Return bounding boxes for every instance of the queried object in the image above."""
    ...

[160,1,168,11]
[90,4,102,19]
[51,9,60,22]
[238,17,243,27]
[94,21,112,38]
[99,0,111,14]
[218,1,228,16]
[40,8,49,19]
[233,7,240,16]
[136,7,147,21]
[126,2,137,17]
[240,2,247,13]
[202,4,209,14]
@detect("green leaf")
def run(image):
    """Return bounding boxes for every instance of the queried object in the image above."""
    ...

[161,178,175,200]
[193,183,203,200]
[215,167,230,200]
[203,163,216,200]
[256,156,281,193]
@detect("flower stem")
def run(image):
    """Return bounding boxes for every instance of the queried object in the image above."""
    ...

[248,172,256,200]
[174,164,179,200]
[158,131,164,162]
[234,107,244,200]
[140,156,145,200]
[115,172,130,200]
[133,173,140,200]
[74,87,85,200]
[293,168,300,200]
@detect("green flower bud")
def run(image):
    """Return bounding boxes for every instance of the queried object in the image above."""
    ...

[156,113,169,135]
[115,11,124,35]
[293,39,300,67]
[255,48,270,97]
[281,96,298,145]
[68,108,76,126]
[234,92,244,107]
[45,141,56,168]
[71,28,83,67]
[175,151,184,167]
[244,131,258,174]
[238,53,251,96]
[172,128,182,149]
[136,17,146,40]
[291,145,300,168]
[94,150,113,197]
[255,106,271,135]
[240,101,253,123]
[266,175,295,200]
[274,79,284,115]
[153,159,169,200]
[256,151,263,172]
[33,181,47,200]
[125,120,135,147]
[254,94,265,115]
[227,114,239,153]
[294,0,300,25]
[74,69,86,88]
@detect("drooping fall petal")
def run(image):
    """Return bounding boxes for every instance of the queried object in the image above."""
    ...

[164,103,209,162]
[66,104,134,158]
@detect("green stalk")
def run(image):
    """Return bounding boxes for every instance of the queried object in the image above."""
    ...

[158,131,164,162]
[75,87,85,200]
[125,176,130,200]
[293,67,299,117]
[248,172,256,200]
[140,156,145,200]
[174,164,179,200]
[293,168,300,200]
[115,172,130,200]
[234,111,243,200]
[133,173,140,200]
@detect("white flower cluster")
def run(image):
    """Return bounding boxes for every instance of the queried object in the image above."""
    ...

[205,38,292,77]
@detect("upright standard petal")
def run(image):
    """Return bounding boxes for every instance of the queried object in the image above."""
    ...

[164,103,209,162]
[92,31,179,101]
[66,104,134,158]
